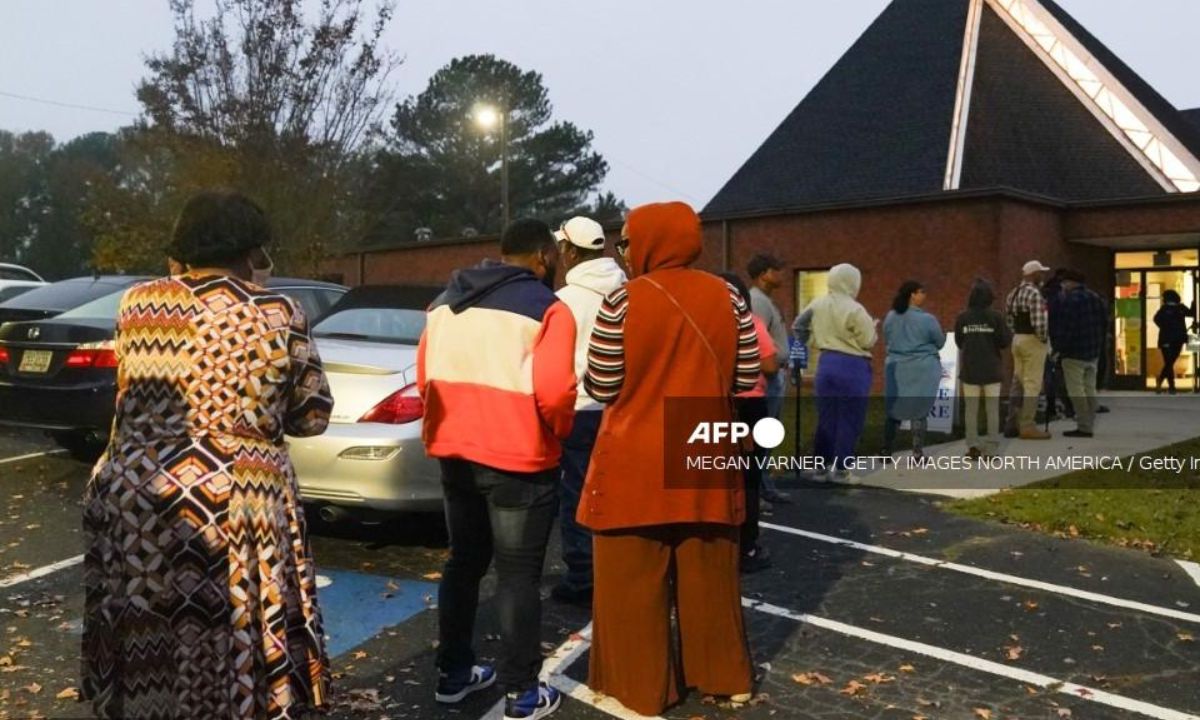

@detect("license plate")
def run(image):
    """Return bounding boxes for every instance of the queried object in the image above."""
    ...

[18,350,52,374]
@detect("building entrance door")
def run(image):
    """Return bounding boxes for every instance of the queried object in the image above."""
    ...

[1111,254,1199,390]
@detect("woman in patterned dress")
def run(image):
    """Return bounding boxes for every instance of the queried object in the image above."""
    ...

[82,190,333,719]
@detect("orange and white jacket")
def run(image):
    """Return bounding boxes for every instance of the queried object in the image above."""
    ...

[417,260,577,473]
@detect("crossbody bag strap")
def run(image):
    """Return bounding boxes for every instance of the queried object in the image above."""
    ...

[641,276,733,394]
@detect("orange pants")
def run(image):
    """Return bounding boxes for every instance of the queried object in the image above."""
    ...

[589,524,752,716]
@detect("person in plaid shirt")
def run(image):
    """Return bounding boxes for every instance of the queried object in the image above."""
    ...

[1049,270,1108,438]
[1004,260,1051,439]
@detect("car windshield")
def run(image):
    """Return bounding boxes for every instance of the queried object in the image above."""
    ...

[57,288,127,320]
[313,307,426,345]
[0,286,37,303]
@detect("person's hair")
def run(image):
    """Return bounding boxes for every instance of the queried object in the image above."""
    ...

[1164,289,1181,304]
[168,190,271,267]
[501,218,555,256]
[891,280,923,314]
[746,254,783,280]
[717,271,752,308]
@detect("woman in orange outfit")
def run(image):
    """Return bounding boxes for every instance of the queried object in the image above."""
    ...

[579,201,758,716]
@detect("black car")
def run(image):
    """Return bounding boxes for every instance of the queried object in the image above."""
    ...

[0,276,347,459]
[0,275,149,325]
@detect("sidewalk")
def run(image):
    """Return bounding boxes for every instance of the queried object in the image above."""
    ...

[856,392,1200,498]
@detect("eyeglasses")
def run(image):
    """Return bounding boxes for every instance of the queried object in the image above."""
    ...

[615,239,630,254]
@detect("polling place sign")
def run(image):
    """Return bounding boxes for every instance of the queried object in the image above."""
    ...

[928,332,958,434]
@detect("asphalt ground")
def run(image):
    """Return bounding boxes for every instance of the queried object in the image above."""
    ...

[0,428,1197,720]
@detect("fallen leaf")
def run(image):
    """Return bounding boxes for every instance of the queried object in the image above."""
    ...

[898,663,916,673]
[1056,708,1073,718]
[385,580,400,591]
[791,672,832,686]
[1068,525,1080,537]
[912,528,929,535]
[973,708,992,719]
[863,673,895,684]
[1091,645,1105,652]
[1023,600,1039,612]
[839,680,867,696]
[1107,622,1123,629]
[56,687,79,700]
[1005,645,1024,661]
[24,683,42,695]
[1178,632,1195,643]
[422,572,442,580]
[0,655,11,666]
[351,650,368,660]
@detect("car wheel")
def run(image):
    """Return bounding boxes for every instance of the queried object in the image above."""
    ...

[51,430,107,463]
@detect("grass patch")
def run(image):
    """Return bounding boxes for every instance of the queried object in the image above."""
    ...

[945,438,1200,560]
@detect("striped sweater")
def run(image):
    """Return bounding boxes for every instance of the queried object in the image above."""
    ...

[586,283,759,402]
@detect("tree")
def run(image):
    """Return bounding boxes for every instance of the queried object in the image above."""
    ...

[90,0,399,274]
[0,131,54,264]
[368,54,617,243]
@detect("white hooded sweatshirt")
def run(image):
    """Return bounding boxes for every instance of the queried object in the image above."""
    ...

[556,257,627,411]
[792,263,877,357]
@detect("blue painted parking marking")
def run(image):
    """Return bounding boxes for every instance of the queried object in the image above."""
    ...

[317,568,437,657]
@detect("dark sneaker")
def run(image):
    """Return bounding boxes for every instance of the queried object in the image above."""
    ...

[435,664,496,703]
[504,682,561,720]
[550,583,593,607]
[1063,429,1094,438]
[740,545,773,574]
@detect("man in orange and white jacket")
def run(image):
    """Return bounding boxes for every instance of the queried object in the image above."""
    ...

[417,218,576,720]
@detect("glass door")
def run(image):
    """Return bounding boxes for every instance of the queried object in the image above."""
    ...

[1113,270,1143,389]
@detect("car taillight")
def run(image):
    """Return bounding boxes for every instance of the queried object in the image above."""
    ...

[359,383,423,424]
[64,341,118,369]
[0,346,8,365]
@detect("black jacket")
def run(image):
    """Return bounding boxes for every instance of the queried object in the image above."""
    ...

[1154,302,1191,347]
[955,282,1012,385]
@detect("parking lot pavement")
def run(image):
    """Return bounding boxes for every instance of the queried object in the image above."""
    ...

[1,435,1198,719]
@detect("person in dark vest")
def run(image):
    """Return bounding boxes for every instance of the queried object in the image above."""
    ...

[1154,289,1192,394]
[1004,261,1051,439]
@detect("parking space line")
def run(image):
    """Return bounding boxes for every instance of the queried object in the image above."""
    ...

[0,554,84,589]
[762,521,1200,624]
[0,448,67,465]
[1179,561,1200,590]
[479,622,665,720]
[745,598,1200,720]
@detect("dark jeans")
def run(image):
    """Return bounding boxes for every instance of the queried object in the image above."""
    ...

[735,396,768,553]
[558,410,601,592]
[1160,343,1183,390]
[436,459,558,693]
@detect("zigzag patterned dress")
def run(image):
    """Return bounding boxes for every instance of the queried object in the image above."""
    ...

[82,273,333,719]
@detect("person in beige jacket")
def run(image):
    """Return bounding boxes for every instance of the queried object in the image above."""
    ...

[793,263,878,482]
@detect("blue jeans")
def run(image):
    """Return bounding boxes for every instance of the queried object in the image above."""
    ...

[558,410,601,592]
[436,459,558,693]
[765,370,786,420]
[813,351,872,470]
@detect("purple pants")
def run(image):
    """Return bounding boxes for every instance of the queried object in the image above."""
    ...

[813,351,872,470]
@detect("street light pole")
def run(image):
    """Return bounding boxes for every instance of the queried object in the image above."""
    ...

[499,108,510,230]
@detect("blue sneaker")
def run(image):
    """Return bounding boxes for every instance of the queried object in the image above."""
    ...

[503,682,561,720]
[435,664,496,703]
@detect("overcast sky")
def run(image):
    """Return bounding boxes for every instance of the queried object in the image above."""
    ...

[2,0,1198,209]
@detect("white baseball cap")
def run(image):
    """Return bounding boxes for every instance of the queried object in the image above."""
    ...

[555,216,606,250]
[1023,260,1050,275]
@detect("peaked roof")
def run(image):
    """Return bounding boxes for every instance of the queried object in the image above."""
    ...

[1182,109,1200,134]
[704,0,1200,219]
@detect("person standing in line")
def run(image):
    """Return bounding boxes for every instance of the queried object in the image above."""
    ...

[955,279,1012,459]
[1049,270,1108,438]
[882,280,945,458]
[1154,289,1192,394]
[1004,260,1051,440]
[792,263,877,483]
[418,219,577,720]
[581,202,757,716]
[83,190,332,720]
[747,254,793,504]
[550,216,627,607]
[720,271,778,574]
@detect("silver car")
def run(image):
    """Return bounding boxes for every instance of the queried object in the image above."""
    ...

[288,286,444,520]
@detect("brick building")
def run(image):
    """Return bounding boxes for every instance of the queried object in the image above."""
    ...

[326,0,1200,391]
